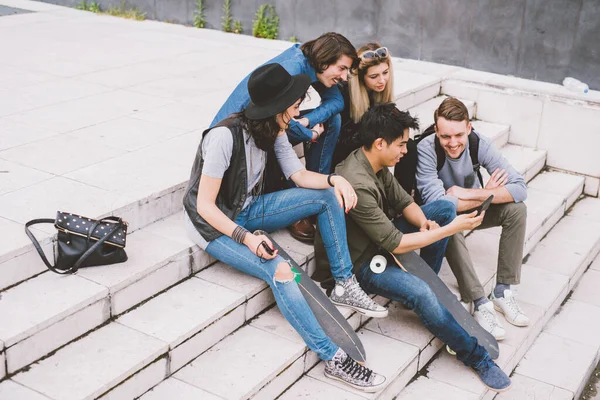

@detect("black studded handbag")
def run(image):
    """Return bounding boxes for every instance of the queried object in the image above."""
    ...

[25,211,128,275]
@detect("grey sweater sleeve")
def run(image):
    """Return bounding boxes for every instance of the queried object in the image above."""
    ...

[416,138,459,207]
[479,138,527,202]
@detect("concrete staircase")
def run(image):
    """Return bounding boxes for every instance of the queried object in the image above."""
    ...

[1,2,600,399]
[1,80,596,400]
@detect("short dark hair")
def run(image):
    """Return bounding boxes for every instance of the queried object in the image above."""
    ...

[358,103,419,150]
[301,32,359,73]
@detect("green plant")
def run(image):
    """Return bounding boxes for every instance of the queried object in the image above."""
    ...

[289,34,299,43]
[252,4,279,39]
[76,1,100,12]
[233,19,243,34]
[105,0,146,20]
[193,0,206,28]
[88,1,100,12]
[221,0,233,32]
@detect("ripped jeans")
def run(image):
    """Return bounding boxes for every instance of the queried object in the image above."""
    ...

[202,187,355,360]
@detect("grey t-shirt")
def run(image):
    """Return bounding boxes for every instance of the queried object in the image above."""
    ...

[185,125,304,249]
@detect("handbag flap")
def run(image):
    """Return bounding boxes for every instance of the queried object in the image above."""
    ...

[55,211,127,248]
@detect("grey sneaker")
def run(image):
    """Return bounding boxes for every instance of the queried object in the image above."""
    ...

[329,275,388,318]
[325,348,386,392]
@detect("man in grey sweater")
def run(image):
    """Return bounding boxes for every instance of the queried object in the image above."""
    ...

[416,97,529,341]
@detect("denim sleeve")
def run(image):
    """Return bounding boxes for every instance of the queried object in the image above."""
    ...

[348,186,403,253]
[416,141,459,207]
[287,119,314,142]
[479,138,528,202]
[302,85,344,126]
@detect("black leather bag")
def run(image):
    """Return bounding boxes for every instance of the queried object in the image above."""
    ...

[25,211,128,275]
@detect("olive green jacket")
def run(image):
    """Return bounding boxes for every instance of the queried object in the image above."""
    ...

[313,148,414,284]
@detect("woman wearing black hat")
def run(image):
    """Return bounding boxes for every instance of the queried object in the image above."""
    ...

[183,63,386,392]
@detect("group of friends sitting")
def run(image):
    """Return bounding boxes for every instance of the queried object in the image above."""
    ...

[183,32,529,393]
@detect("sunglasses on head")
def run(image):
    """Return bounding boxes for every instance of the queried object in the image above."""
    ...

[359,47,389,60]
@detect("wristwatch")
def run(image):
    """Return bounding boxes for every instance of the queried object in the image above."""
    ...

[327,173,339,187]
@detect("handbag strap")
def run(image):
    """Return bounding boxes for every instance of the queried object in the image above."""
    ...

[25,217,123,275]
[24,218,58,272]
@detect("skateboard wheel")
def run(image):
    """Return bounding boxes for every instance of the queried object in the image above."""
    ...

[370,255,387,274]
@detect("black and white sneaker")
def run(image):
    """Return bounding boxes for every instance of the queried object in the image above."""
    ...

[324,348,386,392]
[329,275,388,318]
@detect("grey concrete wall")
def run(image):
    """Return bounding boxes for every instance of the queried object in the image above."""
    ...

[42,0,600,89]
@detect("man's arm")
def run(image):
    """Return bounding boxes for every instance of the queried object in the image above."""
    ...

[348,185,482,255]
[446,138,527,210]
[301,85,344,126]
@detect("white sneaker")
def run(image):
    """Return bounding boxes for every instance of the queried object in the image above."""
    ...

[493,289,530,327]
[474,301,506,341]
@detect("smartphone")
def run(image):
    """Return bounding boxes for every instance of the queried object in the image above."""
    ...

[475,195,494,216]
[260,241,275,256]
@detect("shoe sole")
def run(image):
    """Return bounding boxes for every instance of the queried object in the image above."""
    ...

[471,369,512,393]
[324,371,386,393]
[287,230,314,243]
[493,304,530,327]
[330,300,388,318]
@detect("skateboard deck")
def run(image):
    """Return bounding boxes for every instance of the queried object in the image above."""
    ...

[390,251,500,359]
[255,230,367,363]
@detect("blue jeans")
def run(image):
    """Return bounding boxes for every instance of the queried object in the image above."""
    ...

[355,200,489,367]
[204,187,354,360]
[393,200,455,273]
[288,113,341,174]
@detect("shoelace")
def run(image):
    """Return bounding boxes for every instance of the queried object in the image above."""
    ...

[346,279,376,308]
[339,355,373,382]
[505,295,523,316]
[481,307,499,328]
[474,356,495,373]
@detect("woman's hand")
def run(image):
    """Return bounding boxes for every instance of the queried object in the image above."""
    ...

[331,175,357,213]
[244,233,278,260]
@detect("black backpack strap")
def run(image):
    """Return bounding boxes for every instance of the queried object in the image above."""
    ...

[433,136,446,172]
[468,130,484,187]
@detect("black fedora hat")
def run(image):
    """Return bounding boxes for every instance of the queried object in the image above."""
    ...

[245,63,311,120]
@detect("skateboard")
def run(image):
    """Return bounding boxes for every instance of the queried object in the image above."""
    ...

[254,230,367,363]
[389,251,500,359]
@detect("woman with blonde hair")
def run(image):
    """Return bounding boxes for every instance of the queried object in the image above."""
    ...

[331,43,394,168]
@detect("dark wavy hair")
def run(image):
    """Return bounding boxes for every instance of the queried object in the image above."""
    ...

[234,94,306,151]
[301,32,359,73]
[358,103,420,150]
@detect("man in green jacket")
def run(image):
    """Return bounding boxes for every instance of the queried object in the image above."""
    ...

[315,103,511,392]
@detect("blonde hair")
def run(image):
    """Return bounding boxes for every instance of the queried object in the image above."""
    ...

[348,43,394,124]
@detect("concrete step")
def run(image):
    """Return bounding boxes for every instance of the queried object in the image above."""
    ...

[0,220,316,389]
[406,95,476,134]
[0,212,215,378]
[395,197,600,400]
[392,67,442,112]
[3,323,168,400]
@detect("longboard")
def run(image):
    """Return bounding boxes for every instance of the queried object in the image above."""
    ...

[389,251,500,359]
[254,230,367,363]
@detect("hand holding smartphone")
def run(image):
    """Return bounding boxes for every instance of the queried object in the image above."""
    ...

[475,195,494,216]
